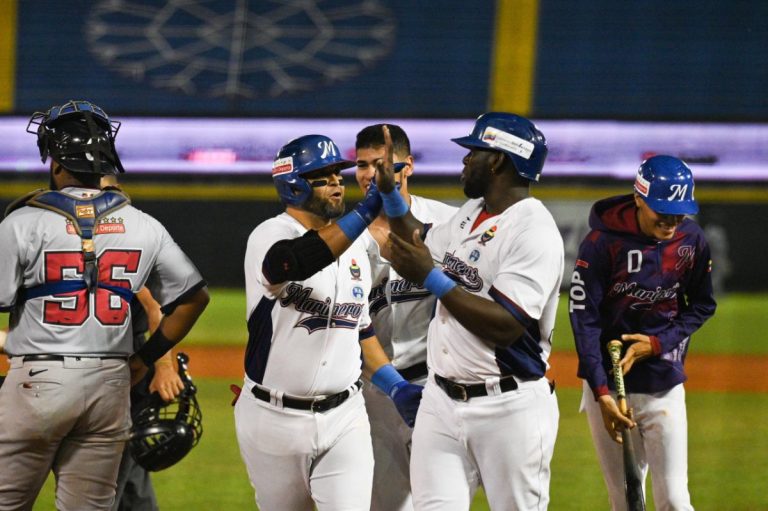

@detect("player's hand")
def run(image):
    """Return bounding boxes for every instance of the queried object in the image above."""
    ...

[598,394,635,443]
[128,354,149,387]
[374,125,397,194]
[387,229,434,284]
[618,333,655,375]
[390,381,424,428]
[149,360,185,402]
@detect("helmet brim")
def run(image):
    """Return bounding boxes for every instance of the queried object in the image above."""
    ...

[647,198,699,215]
[451,136,496,152]
[297,159,356,176]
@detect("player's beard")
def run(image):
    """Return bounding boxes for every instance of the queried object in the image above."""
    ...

[303,192,345,220]
[463,168,492,199]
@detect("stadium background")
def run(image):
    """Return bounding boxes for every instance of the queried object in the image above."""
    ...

[1,1,767,509]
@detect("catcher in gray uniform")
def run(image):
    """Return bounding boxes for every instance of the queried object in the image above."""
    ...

[0,100,209,511]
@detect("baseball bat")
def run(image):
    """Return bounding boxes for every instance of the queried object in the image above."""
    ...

[607,340,646,511]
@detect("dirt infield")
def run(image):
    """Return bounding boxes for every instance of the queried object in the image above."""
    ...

[3,347,753,393]
[2,348,765,392]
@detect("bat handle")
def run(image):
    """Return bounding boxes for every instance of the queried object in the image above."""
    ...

[607,340,629,414]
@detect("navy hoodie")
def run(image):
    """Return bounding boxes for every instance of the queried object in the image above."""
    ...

[568,194,716,397]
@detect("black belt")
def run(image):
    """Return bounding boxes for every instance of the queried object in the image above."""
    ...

[399,361,428,381]
[20,354,129,362]
[434,373,518,401]
[251,380,362,413]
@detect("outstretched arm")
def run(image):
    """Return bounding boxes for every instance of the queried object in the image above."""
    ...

[374,125,425,240]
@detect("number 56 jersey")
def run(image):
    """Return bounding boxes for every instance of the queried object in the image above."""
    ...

[0,187,205,356]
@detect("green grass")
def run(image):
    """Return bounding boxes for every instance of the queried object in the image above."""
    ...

[180,289,768,355]
[28,384,768,510]
[552,291,768,355]
[3,290,767,355]
[4,289,767,509]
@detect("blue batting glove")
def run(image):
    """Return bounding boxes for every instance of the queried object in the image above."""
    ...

[390,380,424,428]
[357,178,383,223]
[336,180,382,240]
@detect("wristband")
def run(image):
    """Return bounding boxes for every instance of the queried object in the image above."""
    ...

[136,330,176,366]
[336,210,369,240]
[381,190,409,218]
[423,268,457,298]
[371,363,406,398]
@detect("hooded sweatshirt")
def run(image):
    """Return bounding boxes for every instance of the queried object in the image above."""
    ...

[569,194,716,397]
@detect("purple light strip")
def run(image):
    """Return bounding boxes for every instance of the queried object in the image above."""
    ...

[2,117,767,180]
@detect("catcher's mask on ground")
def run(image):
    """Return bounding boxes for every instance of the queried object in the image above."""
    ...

[129,352,203,472]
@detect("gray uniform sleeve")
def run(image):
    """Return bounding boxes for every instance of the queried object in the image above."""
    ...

[0,216,25,310]
[144,225,205,314]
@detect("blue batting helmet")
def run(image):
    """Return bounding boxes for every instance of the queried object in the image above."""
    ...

[272,134,354,206]
[451,112,547,182]
[634,155,698,215]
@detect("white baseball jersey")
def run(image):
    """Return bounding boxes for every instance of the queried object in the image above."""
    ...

[363,195,457,370]
[424,197,564,381]
[243,212,373,396]
[0,187,204,356]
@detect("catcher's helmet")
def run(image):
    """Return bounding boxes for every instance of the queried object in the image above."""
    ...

[272,134,355,206]
[129,353,203,472]
[26,99,124,175]
[634,155,698,215]
[451,112,548,182]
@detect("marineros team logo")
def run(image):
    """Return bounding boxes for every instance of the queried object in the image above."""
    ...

[608,281,681,310]
[441,253,483,292]
[369,277,431,315]
[281,283,363,332]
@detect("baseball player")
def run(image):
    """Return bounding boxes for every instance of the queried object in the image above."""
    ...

[376,114,564,510]
[568,155,717,510]
[235,134,422,511]
[355,123,457,511]
[0,100,209,511]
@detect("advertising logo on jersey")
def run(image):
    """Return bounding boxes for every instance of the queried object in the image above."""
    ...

[280,283,363,333]
[349,259,362,280]
[271,156,294,176]
[441,253,483,292]
[66,217,125,235]
[469,249,480,262]
[352,286,364,299]
[479,225,497,245]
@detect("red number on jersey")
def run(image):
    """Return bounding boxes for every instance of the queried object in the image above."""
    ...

[43,251,88,325]
[43,250,142,326]
[95,250,141,325]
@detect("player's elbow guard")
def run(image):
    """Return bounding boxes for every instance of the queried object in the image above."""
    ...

[263,230,335,283]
